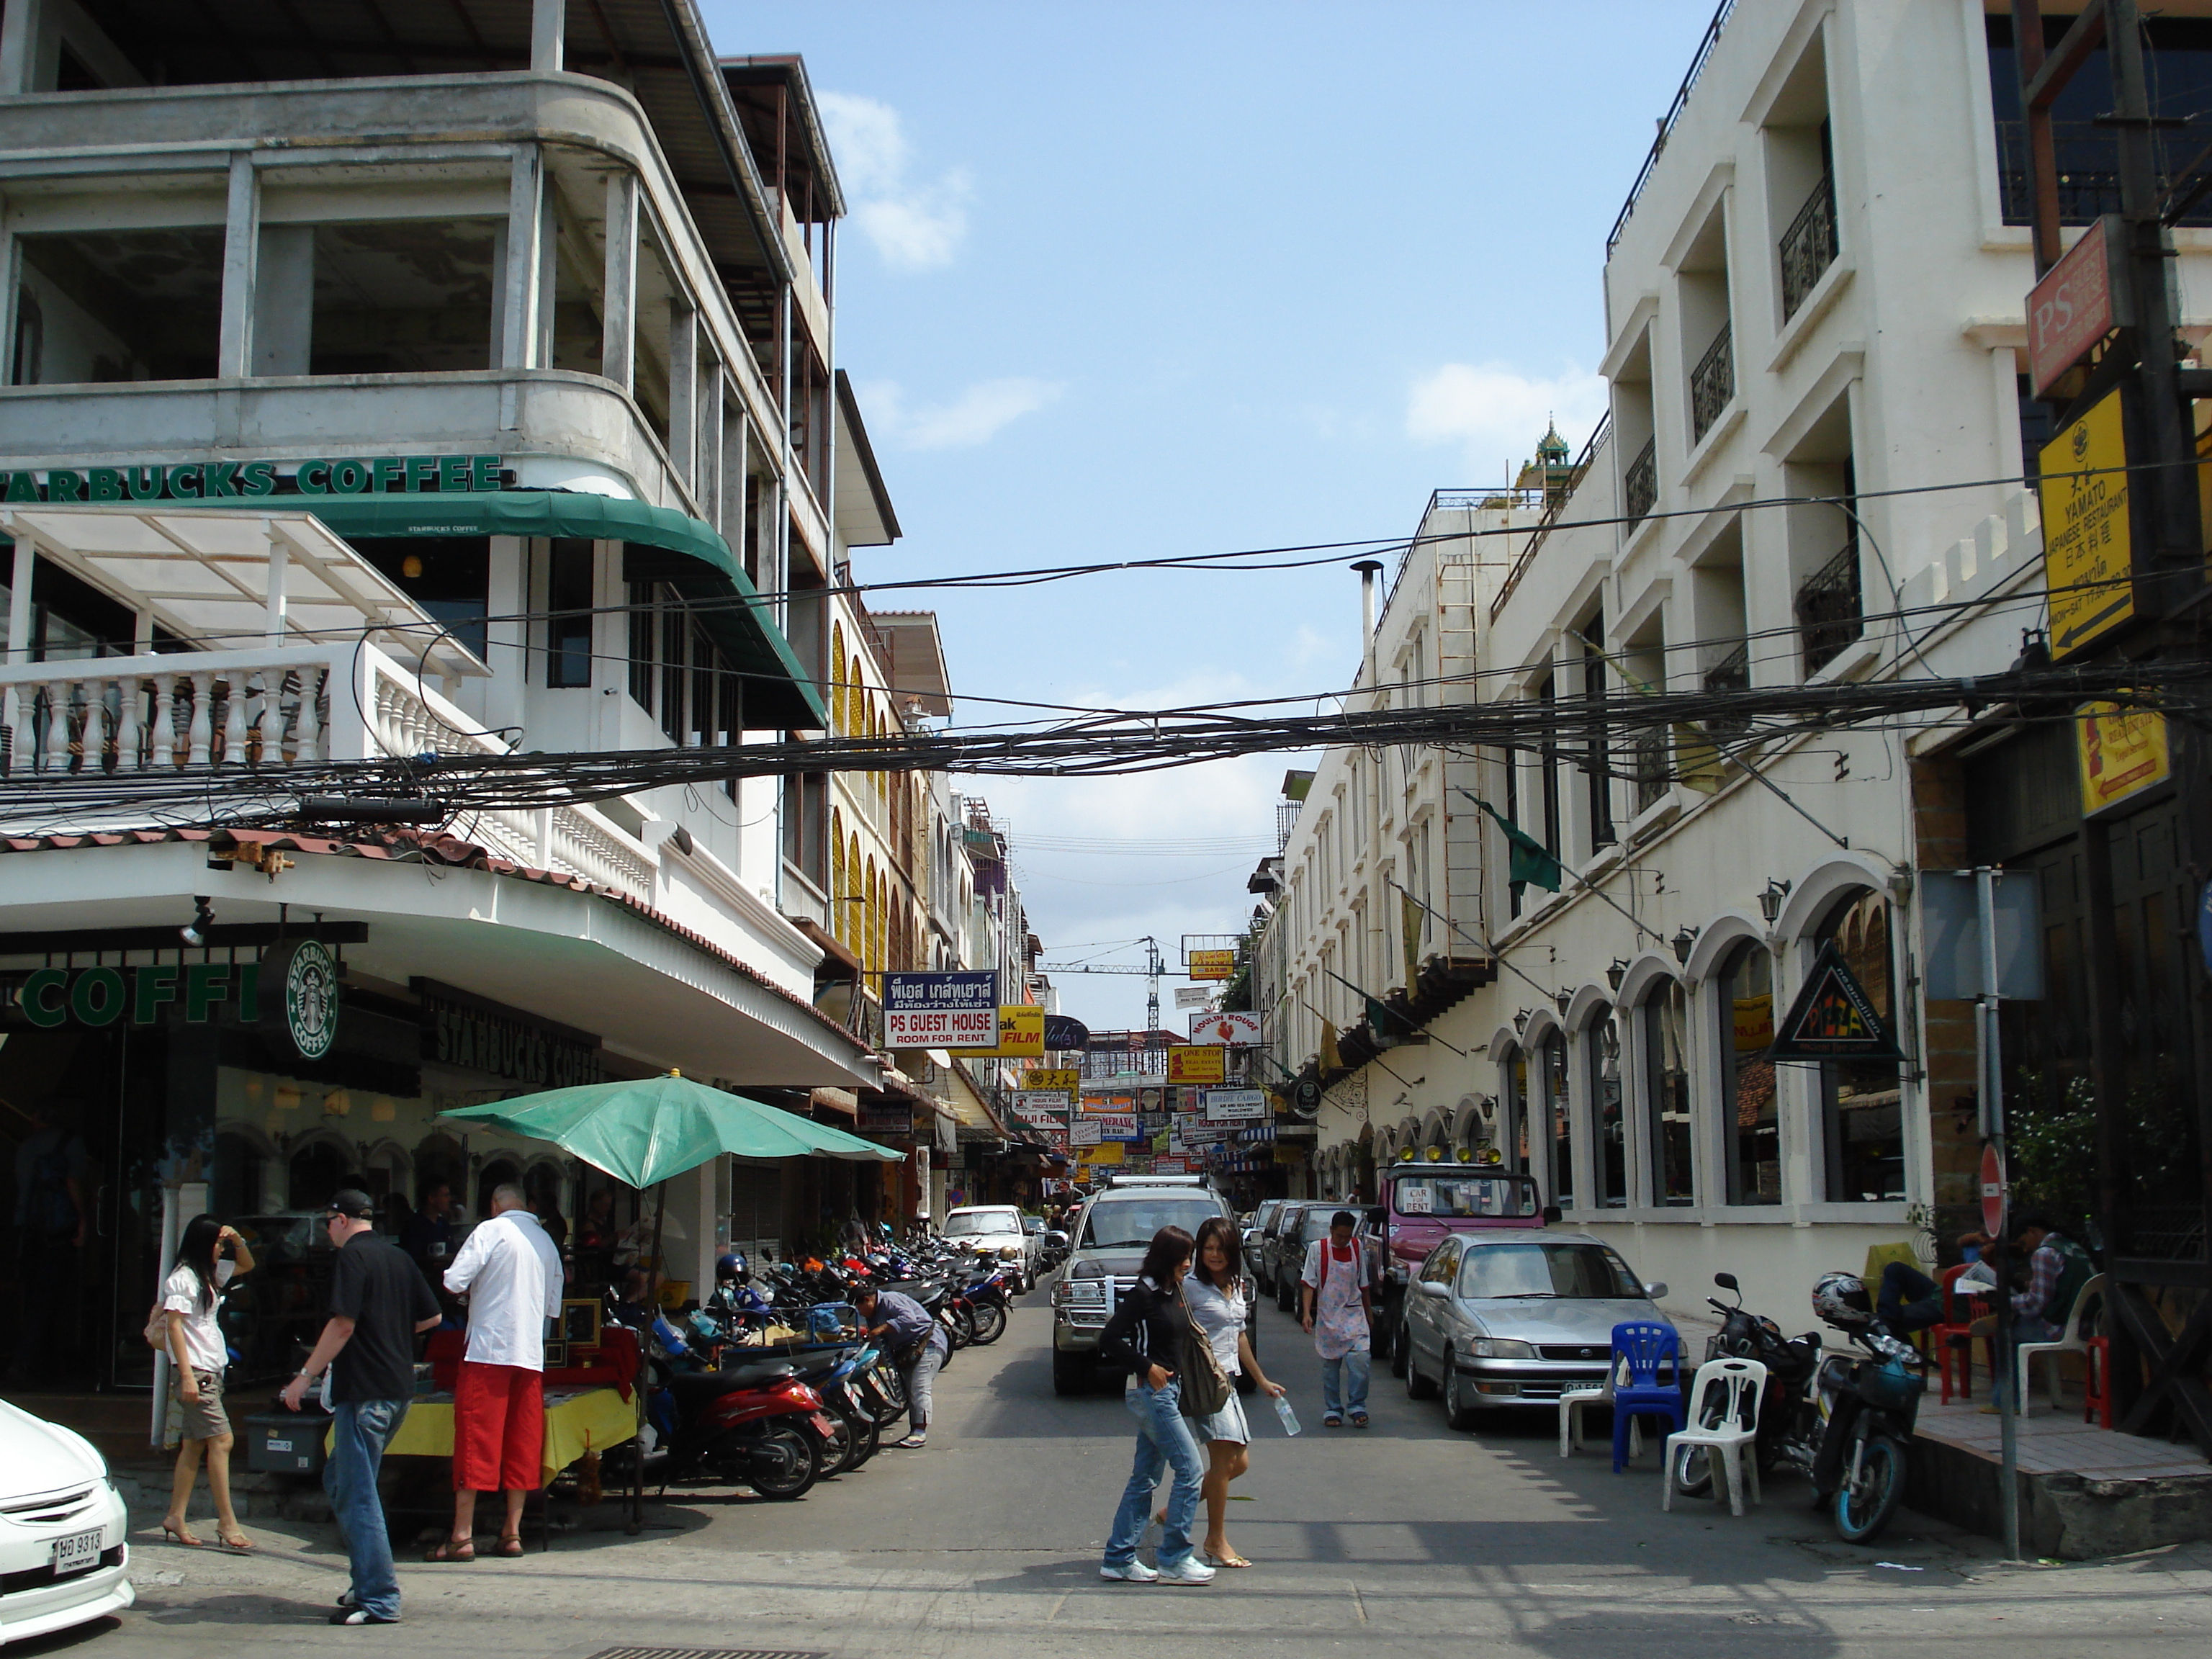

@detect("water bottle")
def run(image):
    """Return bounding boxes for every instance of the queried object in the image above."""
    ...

[1271,1393,1301,1437]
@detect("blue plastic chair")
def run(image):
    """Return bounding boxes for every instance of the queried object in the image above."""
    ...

[1609,1321,1687,1473]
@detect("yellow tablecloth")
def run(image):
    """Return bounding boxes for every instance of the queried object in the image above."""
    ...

[324,1386,636,1486]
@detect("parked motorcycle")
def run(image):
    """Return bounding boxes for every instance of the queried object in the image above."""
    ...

[1674,1270,1927,1544]
[603,1305,835,1500]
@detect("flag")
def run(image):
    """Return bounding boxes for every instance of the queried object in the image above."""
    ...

[1319,1022,1342,1074]
[1467,796,1563,892]
[1324,968,1412,1038]
[1401,889,1425,994]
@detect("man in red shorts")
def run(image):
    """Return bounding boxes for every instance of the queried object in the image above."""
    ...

[428,1183,563,1559]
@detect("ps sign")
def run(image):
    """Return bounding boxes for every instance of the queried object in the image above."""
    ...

[883,971,999,1048]
[2028,215,2126,396]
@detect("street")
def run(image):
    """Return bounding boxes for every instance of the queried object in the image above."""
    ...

[55,1283,2212,1659]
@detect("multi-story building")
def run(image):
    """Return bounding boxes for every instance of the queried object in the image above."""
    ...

[1256,0,2212,1323]
[0,1,914,1390]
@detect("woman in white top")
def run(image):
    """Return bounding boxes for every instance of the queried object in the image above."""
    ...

[159,1214,254,1550]
[1181,1216,1284,1569]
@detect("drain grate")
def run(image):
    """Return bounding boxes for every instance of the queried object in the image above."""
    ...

[584,1650,827,1659]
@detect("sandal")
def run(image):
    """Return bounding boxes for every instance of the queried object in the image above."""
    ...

[160,1518,203,1548]
[494,1535,525,1557]
[1352,1413,1370,1429]
[215,1526,254,1552]
[1322,1414,1343,1429]
[1203,1550,1252,1568]
[422,1536,475,1563]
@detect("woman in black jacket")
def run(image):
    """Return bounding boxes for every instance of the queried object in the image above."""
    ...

[1096,1226,1214,1586]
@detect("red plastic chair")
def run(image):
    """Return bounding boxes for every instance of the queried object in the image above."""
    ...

[1933,1264,1992,1405]
[2082,1335,2114,1429]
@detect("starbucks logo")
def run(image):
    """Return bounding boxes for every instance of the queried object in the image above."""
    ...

[262,938,340,1060]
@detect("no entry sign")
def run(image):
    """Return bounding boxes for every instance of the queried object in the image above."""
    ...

[1980,1143,2007,1238]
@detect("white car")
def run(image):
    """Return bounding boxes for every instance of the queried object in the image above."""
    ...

[0,1398,133,1645]
[942,1205,1042,1287]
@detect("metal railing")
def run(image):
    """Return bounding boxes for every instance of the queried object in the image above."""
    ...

[1629,729,1671,813]
[1689,328,1734,445]
[1779,174,1839,320]
[1701,642,1750,739]
[1795,539,1863,677]
[1624,437,1657,526]
[1607,0,1740,256]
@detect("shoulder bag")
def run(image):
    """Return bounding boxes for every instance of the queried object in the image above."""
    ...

[1175,1287,1233,1419]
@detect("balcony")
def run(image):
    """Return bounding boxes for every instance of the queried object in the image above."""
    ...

[1629,729,1670,814]
[1689,329,1734,446]
[1624,438,1658,526]
[1795,540,1864,678]
[1701,642,1750,739]
[1779,175,1838,320]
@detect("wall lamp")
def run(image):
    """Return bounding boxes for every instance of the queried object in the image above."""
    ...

[1606,958,1628,992]
[1758,877,1793,925]
[181,896,215,948]
[1671,924,1699,966]
[1513,1008,1530,1035]
[1554,988,1573,1016]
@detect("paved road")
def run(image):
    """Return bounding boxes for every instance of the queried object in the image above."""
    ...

[54,1282,2212,1659]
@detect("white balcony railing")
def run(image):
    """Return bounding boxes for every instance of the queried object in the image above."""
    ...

[0,640,657,901]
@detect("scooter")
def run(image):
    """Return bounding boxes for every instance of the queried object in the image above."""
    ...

[605,1311,837,1500]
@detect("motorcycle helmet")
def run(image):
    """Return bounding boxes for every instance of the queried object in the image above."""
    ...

[1810,1270,1875,1332]
[716,1251,747,1283]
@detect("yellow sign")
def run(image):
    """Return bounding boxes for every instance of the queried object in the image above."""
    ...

[1026,1068,1079,1092]
[2039,387,2134,659]
[1732,994,1774,1056]
[1189,949,1236,981]
[1077,1141,1125,1166]
[1167,1046,1226,1084]
[962,1005,1043,1057]
[2077,701,2170,814]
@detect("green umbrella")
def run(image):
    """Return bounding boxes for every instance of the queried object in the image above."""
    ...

[437,1071,903,1187]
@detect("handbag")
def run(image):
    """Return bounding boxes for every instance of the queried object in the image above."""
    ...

[1175,1291,1233,1419]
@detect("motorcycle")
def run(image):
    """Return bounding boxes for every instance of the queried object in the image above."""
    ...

[603,1307,835,1500]
[1673,1272,1927,1544]
[961,1262,1016,1346]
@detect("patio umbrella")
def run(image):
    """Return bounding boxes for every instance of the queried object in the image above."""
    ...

[438,1071,902,1529]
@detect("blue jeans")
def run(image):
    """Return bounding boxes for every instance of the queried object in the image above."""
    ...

[1102,1380,1204,1570]
[324,1398,410,1620]
[1321,1347,1371,1419]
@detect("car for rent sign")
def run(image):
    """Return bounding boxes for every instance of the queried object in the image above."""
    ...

[883,970,999,1047]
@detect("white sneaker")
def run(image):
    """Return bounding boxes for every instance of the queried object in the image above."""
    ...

[1156,1558,1215,1586]
[1100,1560,1159,1583]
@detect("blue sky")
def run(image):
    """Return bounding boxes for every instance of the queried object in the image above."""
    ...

[700,1,1720,1030]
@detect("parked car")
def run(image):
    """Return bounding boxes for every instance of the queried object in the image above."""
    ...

[1368,1163,1552,1377]
[943,1205,1040,1288]
[1400,1229,1667,1430]
[1049,1174,1249,1394]
[1254,1200,1316,1301]
[1242,1198,1285,1281]
[1269,1203,1355,1314]
[0,1398,134,1644]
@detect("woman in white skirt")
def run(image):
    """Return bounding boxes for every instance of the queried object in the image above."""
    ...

[1182,1216,1284,1568]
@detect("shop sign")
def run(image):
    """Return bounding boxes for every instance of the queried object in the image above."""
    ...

[1178,1122,1231,1146]
[1087,1112,1139,1141]
[1026,1068,1080,1092]
[1204,1088,1268,1122]
[1008,1092,1069,1128]
[1174,986,1211,1010]
[2038,387,2134,659]
[1077,1142,1124,1166]
[1167,1046,1225,1084]
[1069,1118,1103,1147]
[1080,1093,1137,1114]
[1188,949,1236,981]
[5,453,505,503]
[1188,1010,1262,1046]
[14,959,263,1028]
[961,1004,1043,1057]
[416,979,601,1088]
[884,971,998,1048]
[2076,701,2170,814]
[1154,1156,1190,1174]
[1042,1014,1090,1050]
[265,938,341,1063]
[1732,992,1775,1056]
[1272,1145,1305,1166]
[858,1097,913,1136]
[1766,941,1902,1062]
[2027,215,2126,396]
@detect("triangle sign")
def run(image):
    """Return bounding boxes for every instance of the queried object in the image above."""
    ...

[1766,939,1903,1062]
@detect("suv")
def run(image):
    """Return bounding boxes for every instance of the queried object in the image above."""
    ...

[1050,1174,1246,1395]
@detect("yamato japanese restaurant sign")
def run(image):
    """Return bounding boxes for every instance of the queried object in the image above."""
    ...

[883,970,999,1047]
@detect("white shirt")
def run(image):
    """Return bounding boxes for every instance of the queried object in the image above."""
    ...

[444,1208,564,1370]
[161,1259,235,1374]
[1183,1275,1246,1377]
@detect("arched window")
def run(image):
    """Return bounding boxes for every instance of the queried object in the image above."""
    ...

[830,622,846,732]
[477,1156,521,1220]
[286,1138,351,1213]
[1718,940,1779,1205]
[1498,1042,1527,1174]
[1815,889,1905,1201]
[1585,1004,1625,1207]
[847,831,862,943]
[1641,976,1694,1205]
[1538,1031,1572,1208]
[830,809,846,934]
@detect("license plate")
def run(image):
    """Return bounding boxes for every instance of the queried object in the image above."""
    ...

[51,1529,102,1577]
[809,1412,837,1437]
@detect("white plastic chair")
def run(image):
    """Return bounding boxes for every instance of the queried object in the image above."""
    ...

[2015,1272,2105,1417]
[1661,1358,1767,1516]
[1557,1359,1642,1460]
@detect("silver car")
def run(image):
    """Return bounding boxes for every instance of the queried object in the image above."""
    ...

[1401,1229,1668,1429]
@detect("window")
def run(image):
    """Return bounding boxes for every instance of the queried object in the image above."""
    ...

[358,539,488,662]
[1505,1043,1529,1174]
[546,539,593,688]
[624,576,743,750]
[1642,977,1694,1206]
[1579,615,1614,853]
[1537,675,1562,862]
[1815,890,1905,1202]
[1719,941,1779,1205]
[15,228,222,383]
[298,220,499,376]
[1586,1007,1626,1208]
[1455,1241,1643,1300]
[1539,1031,1573,1209]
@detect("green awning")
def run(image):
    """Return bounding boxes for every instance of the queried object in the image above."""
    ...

[305,491,827,729]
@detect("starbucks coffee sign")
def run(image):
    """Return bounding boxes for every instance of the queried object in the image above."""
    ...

[263,937,341,1061]
[4,454,507,503]
[11,938,342,1061]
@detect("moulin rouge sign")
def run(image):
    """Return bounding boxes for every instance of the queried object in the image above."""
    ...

[4,454,508,503]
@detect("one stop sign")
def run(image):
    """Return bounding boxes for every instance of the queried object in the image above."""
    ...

[1980,1143,2007,1237]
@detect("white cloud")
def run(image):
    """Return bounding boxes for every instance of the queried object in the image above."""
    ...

[859,377,1064,451]
[819,91,971,271]
[1405,361,1609,482]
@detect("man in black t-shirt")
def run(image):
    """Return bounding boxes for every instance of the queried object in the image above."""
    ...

[282,1190,439,1626]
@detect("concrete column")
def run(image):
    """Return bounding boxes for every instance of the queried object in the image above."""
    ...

[0,1,45,96]
[590,539,624,748]
[667,302,696,488]
[7,534,35,664]
[253,224,313,375]
[602,171,638,395]
[531,0,565,73]
[696,359,722,530]
[500,146,544,371]
[216,153,259,378]
[485,534,527,736]
[264,529,288,644]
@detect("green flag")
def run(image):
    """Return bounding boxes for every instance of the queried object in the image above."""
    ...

[1467,796,1563,893]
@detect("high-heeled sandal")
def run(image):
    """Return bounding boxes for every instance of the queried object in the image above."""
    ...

[216,1527,253,1552]
[161,1518,203,1547]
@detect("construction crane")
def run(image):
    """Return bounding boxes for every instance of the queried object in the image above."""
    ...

[1037,935,1168,1034]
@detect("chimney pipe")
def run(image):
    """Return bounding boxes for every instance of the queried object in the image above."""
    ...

[1351,560,1383,686]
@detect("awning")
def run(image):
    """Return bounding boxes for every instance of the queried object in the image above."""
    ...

[303,492,826,730]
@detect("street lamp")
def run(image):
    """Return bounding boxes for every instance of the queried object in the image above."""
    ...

[1758,877,1792,925]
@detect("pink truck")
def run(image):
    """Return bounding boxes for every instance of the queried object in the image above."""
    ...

[1368,1164,1555,1375]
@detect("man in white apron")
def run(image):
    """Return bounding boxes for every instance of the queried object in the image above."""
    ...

[1300,1210,1373,1428]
